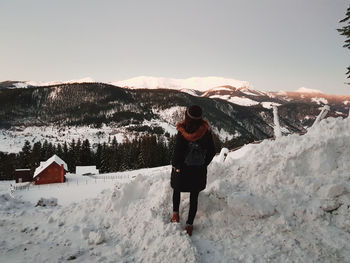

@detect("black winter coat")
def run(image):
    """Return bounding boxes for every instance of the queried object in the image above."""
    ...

[171,130,216,192]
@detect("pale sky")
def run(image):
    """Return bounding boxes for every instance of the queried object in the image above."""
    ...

[0,0,349,94]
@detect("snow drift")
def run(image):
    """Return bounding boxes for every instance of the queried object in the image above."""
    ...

[1,117,350,262]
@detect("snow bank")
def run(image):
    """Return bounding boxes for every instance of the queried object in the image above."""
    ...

[1,117,350,262]
[201,117,350,261]
[0,176,198,262]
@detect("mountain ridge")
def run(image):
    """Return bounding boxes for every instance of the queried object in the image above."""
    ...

[0,81,348,153]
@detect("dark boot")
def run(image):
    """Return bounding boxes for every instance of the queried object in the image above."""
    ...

[171,212,180,223]
[185,224,193,236]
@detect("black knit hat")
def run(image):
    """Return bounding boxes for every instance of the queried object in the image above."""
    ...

[186,105,202,120]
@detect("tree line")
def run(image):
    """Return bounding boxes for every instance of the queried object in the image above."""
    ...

[0,134,223,180]
[338,4,350,81]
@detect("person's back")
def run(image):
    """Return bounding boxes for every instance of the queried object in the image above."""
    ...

[170,105,216,236]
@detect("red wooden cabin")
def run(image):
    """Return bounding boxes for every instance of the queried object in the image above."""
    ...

[33,155,68,185]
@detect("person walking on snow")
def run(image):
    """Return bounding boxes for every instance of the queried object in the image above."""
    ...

[170,105,216,236]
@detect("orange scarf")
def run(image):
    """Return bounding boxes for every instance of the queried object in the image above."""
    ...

[176,120,209,142]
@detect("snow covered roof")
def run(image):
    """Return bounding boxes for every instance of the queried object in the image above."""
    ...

[33,154,68,178]
[76,166,99,175]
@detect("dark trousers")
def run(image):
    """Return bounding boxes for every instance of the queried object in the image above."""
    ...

[172,189,199,225]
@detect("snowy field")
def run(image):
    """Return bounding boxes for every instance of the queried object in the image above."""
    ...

[10,167,168,206]
[0,125,125,153]
[0,119,232,153]
[1,117,350,262]
[0,121,178,153]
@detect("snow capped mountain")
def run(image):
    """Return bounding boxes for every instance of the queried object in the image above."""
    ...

[2,76,253,92]
[0,80,348,154]
[112,76,253,92]
[111,76,348,109]
[26,77,96,87]
[1,77,96,89]
[296,87,323,94]
[2,76,347,109]
[0,77,348,155]
[112,76,274,107]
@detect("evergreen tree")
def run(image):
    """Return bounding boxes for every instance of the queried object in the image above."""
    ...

[338,5,350,81]
[137,150,146,168]
[95,143,103,169]
[119,151,129,171]
[149,135,158,167]
[62,142,69,164]
[75,139,82,166]
[41,140,49,160]
[111,136,118,149]
[68,139,77,172]
[109,138,120,172]
[56,143,63,159]
[30,141,42,172]
[46,142,55,158]
[155,136,167,166]
[119,144,130,171]
[100,142,110,173]
[129,138,140,169]
[139,136,151,167]
[80,139,93,165]
[19,140,31,168]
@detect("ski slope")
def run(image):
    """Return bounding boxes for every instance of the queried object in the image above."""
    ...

[0,117,350,262]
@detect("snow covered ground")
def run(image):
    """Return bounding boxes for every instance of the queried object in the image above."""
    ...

[208,95,260,106]
[1,117,350,262]
[0,120,178,153]
[0,125,124,153]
